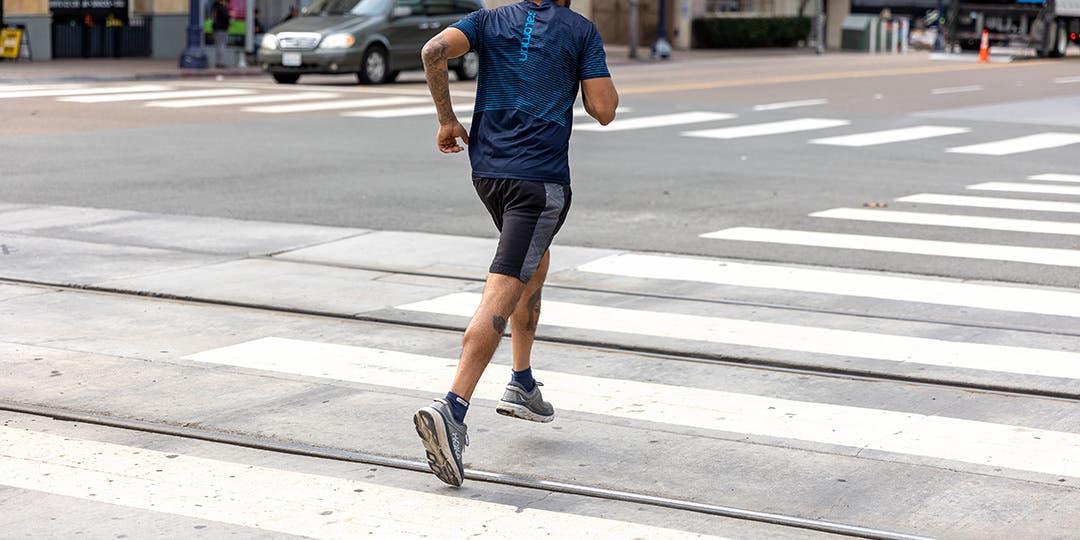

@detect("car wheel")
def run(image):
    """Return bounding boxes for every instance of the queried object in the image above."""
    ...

[273,73,301,84]
[358,46,389,85]
[453,51,479,81]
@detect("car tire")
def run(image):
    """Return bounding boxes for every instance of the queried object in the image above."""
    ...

[453,50,479,81]
[358,45,390,85]
[273,73,301,84]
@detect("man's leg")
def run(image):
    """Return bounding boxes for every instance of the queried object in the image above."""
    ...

[449,272,525,401]
[509,250,550,372]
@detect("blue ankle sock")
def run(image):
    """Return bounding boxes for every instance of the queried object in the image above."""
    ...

[445,391,469,424]
[511,367,536,392]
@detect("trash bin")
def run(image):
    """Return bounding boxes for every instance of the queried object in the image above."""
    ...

[841,14,879,51]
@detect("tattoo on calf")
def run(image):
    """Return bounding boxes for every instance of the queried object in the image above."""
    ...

[526,289,542,331]
[492,315,508,334]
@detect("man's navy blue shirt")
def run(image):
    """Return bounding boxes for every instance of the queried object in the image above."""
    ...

[451,0,610,185]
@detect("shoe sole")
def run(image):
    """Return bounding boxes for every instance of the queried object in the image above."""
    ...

[413,408,464,487]
[495,401,554,423]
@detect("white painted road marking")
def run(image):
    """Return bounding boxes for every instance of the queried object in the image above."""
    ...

[575,111,736,132]
[810,126,970,147]
[0,427,715,539]
[810,207,1080,236]
[190,337,1080,479]
[896,193,1080,213]
[1054,76,1080,84]
[682,118,850,139]
[752,99,828,111]
[0,84,171,99]
[60,89,254,103]
[930,85,984,95]
[577,253,1080,318]
[342,104,473,118]
[146,92,341,108]
[701,227,1080,268]
[947,133,1080,155]
[968,182,1080,197]
[243,96,427,113]
[399,293,1080,380]
[1029,173,1080,183]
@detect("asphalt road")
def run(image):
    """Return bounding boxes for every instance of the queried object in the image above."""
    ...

[2,53,1079,286]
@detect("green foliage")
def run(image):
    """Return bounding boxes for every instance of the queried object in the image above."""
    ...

[692,17,811,48]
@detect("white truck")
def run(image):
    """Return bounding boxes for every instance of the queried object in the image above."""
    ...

[949,0,1080,57]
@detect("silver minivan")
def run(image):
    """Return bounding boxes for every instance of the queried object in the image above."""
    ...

[259,0,482,84]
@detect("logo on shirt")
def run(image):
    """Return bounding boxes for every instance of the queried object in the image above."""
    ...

[520,10,536,62]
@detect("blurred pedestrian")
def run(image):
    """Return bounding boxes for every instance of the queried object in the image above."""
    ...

[412,0,618,487]
[210,0,232,67]
[282,5,299,23]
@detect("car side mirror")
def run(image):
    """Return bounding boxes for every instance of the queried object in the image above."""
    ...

[391,6,413,18]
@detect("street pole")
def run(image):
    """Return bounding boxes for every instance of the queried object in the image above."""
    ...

[179,0,209,68]
[239,0,253,67]
[814,0,825,54]
[628,0,639,59]
[652,0,671,59]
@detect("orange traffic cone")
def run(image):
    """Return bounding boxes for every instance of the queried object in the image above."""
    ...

[978,29,990,63]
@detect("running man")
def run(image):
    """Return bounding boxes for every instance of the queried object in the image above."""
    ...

[412,0,618,487]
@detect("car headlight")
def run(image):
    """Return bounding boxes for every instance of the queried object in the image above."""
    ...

[319,33,356,49]
[261,34,278,50]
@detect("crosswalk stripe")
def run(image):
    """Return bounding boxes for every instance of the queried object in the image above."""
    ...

[577,253,1080,318]
[575,111,735,132]
[947,133,1080,155]
[810,207,1080,236]
[146,92,341,108]
[0,84,171,99]
[968,182,1080,196]
[189,336,1080,478]
[458,107,634,125]
[401,289,1080,379]
[0,427,713,539]
[930,85,984,95]
[700,227,1080,268]
[896,193,1080,213]
[809,126,970,147]
[1054,76,1080,84]
[0,84,85,92]
[243,96,427,113]
[342,104,473,118]
[1028,173,1080,183]
[59,89,254,103]
[752,98,828,111]
[682,118,850,139]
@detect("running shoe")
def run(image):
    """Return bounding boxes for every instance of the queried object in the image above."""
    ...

[495,381,554,423]
[413,399,468,486]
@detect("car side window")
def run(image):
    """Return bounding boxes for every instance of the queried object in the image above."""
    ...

[453,0,481,12]
[393,0,423,16]
[423,0,454,16]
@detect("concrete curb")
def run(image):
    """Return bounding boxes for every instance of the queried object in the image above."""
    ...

[0,69,268,84]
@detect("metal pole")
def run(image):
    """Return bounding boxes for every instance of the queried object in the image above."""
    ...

[814,0,825,54]
[868,17,877,54]
[179,0,209,67]
[1,0,6,28]
[628,0,639,59]
[239,0,254,67]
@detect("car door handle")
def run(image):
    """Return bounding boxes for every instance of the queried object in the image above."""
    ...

[418,21,441,29]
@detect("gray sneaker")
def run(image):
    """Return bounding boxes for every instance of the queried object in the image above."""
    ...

[496,381,554,423]
[413,399,468,487]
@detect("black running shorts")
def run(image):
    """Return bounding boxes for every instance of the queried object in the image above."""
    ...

[473,177,572,283]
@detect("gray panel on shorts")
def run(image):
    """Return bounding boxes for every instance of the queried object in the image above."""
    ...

[519,184,566,282]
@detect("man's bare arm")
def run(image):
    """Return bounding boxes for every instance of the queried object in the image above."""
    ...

[421,28,473,153]
[581,77,618,126]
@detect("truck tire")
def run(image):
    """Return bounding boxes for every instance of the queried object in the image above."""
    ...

[453,51,479,81]
[1049,21,1069,57]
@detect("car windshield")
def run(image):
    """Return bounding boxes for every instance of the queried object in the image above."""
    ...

[303,0,389,16]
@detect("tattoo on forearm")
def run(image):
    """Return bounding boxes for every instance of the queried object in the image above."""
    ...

[525,289,542,331]
[492,315,507,335]
[423,37,457,125]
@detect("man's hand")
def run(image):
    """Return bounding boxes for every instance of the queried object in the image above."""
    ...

[437,122,469,153]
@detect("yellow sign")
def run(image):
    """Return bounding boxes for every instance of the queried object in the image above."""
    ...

[1,28,23,59]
